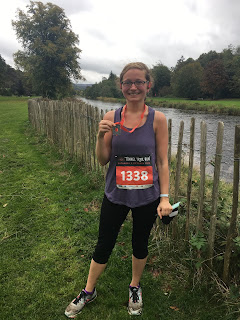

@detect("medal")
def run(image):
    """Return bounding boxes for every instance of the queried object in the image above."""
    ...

[112,124,121,135]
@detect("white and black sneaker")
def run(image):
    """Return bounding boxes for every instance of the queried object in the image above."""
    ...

[65,288,97,318]
[128,286,143,316]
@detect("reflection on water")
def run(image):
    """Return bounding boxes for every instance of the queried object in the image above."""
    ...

[80,97,122,111]
[79,98,240,182]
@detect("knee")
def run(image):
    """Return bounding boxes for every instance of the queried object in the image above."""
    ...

[132,240,148,259]
[92,242,114,264]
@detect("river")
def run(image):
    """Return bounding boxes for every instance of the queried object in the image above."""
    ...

[80,98,240,182]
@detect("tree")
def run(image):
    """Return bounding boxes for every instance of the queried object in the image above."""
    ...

[0,54,30,96]
[108,71,117,81]
[173,56,195,73]
[12,1,83,99]
[151,63,171,96]
[171,62,203,99]
[227,55,240,97]
[85,83,101,99]
[197,50,220,68]
[84,71,121,99]
[201,59,229,99]
[0,55,7,89]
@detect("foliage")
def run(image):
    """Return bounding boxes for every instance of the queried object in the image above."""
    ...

[151,63,171,97]
[173,56,195,72]
[201,59,229,99]
[0,54,31,96]
[233,236,240,255]
[225,55,240,97]
[190,232,207,251]
[84,71,122,99]
[0,55,6,87]
[198,50,220,68]
[171,62,203,99]
[12,1,83,99]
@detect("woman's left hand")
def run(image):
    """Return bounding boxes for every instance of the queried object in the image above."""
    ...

[157,198,172,219]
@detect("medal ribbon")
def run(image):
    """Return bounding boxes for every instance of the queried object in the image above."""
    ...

[115,104,146,133]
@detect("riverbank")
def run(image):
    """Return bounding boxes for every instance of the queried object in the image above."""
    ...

[95,96,240,116]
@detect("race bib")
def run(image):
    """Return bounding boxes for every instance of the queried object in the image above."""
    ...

[116,155,153,189]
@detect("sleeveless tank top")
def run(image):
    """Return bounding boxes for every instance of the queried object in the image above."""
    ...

[105,106,160,208]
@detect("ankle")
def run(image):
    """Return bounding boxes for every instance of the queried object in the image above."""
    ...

[84,288,95,295]
[129,283,140,288]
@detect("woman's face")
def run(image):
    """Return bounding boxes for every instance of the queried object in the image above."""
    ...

[120,68,150,103]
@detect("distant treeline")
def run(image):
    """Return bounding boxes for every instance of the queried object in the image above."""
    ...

[0,55,32,96]
[0,54,78,97]
[84,45,240,100]
[1,44,240,99]
[0,53,88,97]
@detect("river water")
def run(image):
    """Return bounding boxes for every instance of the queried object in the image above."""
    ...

[80,98,240,182]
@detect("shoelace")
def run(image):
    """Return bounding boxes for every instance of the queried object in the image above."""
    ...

[130,287,140,303]
[73,291,86,305]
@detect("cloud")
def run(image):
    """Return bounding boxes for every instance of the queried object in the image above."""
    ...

[1,0,240,83]
[85,28,114,46]
[80,56,123,75]
[0,38,19,64]
[48,0,93,15]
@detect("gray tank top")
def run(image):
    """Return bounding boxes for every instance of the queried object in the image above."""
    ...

[105,106,160,208]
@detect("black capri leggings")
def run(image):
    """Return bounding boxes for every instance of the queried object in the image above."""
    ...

[92,194,159,264]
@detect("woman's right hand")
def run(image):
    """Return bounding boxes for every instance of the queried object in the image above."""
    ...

[98,120,115,138]
[96,111,115,166]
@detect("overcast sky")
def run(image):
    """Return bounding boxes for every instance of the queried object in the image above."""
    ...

[1,0,240,83]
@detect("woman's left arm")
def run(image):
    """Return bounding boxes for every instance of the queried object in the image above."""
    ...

[154,111,172,219]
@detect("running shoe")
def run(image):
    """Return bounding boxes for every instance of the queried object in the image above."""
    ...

[128,286,143,316]
[65,288,97,318]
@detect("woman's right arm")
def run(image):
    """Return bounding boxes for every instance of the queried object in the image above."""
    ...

[96,110,115,166]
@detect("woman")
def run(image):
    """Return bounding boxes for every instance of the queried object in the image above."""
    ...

[65,62,172,318]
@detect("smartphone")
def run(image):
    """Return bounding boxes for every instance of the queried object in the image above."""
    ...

[161,201,181,225]
[169,201,181,217]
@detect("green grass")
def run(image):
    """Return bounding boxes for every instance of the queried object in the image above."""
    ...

[146,97,240,115]
[148,97,240,107]
[0,96,239,319]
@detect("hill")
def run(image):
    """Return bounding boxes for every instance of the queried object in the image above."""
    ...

[73,83,93,90]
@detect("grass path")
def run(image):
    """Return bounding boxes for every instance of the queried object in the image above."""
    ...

[0,97,237,320]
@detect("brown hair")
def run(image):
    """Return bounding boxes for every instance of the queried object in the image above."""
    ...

[119,62,152,83]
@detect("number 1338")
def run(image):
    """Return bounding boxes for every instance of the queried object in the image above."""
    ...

[121,170,149,181]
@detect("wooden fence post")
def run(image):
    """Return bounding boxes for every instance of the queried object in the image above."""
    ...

[86,104,92,171]
[174,120,184,202]
[95,107,101,172]
[222,125,240,282]
[168,119,172,191]
[74,103,80,161]
[69,102,75,158]
[196,121,207,232]
[208,121,224,267]
[172,120,184,238]
[185,117,195,240]
[79,103,85,164]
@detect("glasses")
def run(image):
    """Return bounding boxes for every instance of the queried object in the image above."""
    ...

[121,80,149,88]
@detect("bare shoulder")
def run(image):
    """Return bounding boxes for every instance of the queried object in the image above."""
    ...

[103,110,115,122]
[154,110,167,122]
[153,110,167,131]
